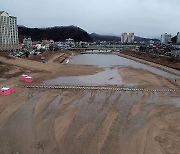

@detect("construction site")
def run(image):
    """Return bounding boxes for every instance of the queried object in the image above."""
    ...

[0,50,180,154]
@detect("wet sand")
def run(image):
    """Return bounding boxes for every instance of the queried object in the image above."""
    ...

[0,53,180,154]
[0,90,179,154]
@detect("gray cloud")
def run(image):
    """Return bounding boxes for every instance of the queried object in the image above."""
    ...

[1,0,180,38]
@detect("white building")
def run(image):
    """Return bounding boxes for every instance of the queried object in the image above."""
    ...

[121,33,128,43]
[23,37,32,47]
[121,33,134,43]
[65,38,75,47]
[65,38,74,44]
[128,33,134,43]
[176,32,180,44]
[171,45,180,58]
[161,33,171,45]
[0,11,19,51]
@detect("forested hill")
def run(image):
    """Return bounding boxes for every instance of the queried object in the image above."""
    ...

[18,26,92,43]
[90,33,120,41]
[90,33,160,43]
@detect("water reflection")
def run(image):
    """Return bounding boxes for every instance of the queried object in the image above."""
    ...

[69,54,179,79]
[45,68,127,86]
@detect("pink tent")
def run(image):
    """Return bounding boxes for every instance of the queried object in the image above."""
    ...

[9,87,15,93]
[20,74,28,81]
[0,87,11,96]
[24,76,33,83]
[20,74,33,83]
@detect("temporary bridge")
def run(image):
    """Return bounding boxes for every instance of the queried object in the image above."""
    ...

[19,85,180,93]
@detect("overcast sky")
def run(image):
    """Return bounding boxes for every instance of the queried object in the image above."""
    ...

[1,0,180,38]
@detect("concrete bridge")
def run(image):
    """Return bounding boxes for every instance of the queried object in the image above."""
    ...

[80,50,112,54]
[19,85,180,93]
[68,48,118,52]
[67,45,136,51]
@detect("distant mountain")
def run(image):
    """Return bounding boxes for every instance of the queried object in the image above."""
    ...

[90,33,120,41]
[134,36,160,43]
[18,25,92,43]
[90,33,160,43]
[18,26,160,43]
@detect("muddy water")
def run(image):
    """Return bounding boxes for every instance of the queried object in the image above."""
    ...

[69,54,179,78]
[0,90,179,154]
[45,68,130,86]
[46,54,179,86]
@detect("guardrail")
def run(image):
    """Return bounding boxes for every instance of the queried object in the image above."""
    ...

[19,85,180,93]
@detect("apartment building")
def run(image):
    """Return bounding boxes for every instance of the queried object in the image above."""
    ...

[176,32,180,44]
[121,33,134,44]
[161,33,171,45]
[128,33,134,43]
[121,33,128,43]
[23,37,32,47]
[0,11,19,51]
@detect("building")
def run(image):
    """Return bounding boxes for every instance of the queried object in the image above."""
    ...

[121,33,134,44]
[128,33,134,43]
[42,40,50,50]
[23,37,32,48]
[176,32,180,44]
[121,33,128,43]
[149,40,155,44]
[171,45,180,59]
[65,38,74,44]
[161,33,171,45]
[0,11,19,51]
[65,38,75,47]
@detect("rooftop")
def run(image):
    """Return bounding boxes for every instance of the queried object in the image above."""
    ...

[0,11,16,18]
[0,11,5,14]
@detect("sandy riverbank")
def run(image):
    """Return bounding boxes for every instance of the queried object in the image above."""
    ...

[0,52,179,154]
